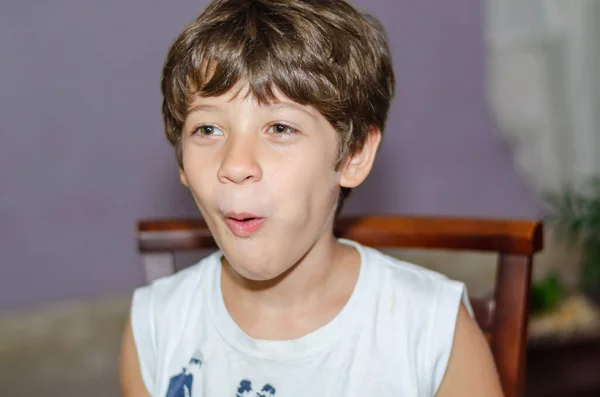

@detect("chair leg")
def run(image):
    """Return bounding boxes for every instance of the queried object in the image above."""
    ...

[493,253,533,397]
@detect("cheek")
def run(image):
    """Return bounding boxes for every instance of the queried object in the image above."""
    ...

[270,155,340,219]
[181,151,214,201]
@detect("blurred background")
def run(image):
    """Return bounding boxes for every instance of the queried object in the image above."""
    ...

[1,0,599,396]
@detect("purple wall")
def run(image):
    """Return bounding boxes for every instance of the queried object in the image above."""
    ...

[0,0,539,311]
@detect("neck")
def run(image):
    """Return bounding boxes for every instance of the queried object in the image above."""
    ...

[221,233,355,310]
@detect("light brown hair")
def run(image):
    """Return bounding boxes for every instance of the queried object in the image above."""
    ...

[161,0,395,214]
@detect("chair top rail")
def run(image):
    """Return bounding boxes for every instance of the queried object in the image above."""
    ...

[138,216,543,254]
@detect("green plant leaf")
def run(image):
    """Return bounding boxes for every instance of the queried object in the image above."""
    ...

[542,176,600,292]
[530,273,565,314]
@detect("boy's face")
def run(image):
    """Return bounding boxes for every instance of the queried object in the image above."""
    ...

[179,85,380,281]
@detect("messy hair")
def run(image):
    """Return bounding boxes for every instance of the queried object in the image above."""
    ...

[161,0,395,214]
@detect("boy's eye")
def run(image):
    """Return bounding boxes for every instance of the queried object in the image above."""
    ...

[194,125,224,136]
[268,124,297,135]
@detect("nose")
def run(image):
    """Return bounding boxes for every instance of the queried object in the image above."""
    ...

[217,135,262,185]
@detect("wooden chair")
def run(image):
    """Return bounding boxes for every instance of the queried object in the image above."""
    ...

[136,215,543,397]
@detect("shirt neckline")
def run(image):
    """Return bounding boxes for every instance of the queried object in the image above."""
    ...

[207,238,370,360]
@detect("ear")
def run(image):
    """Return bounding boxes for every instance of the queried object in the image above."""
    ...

[339,126,382,189]
[179,168,189,187]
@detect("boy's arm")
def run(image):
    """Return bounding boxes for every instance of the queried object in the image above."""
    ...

[119,316,151,397]
[435,304,504,397]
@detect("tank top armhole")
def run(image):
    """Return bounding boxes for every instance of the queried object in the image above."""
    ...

[425,279,473,396]
[130,285,158,394]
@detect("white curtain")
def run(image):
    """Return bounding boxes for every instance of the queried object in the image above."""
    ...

[484,0,600,194]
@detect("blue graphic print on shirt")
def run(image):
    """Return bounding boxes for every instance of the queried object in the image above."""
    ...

[236,379,252,396]
[166,368,193,397]
[165,354,276,397]
[165,353,204,397]
[236,379,277,397]
[257,383,277,396]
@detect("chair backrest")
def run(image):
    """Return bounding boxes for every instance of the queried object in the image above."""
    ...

[136,215,543,397]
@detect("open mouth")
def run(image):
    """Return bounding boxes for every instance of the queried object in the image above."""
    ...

[224,213,266,237]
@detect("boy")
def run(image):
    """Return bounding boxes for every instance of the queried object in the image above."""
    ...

[120,0,503,396]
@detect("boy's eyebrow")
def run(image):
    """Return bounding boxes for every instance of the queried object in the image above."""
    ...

[268,102,317,120]
[187,101,317,120]
[188,103,224,114]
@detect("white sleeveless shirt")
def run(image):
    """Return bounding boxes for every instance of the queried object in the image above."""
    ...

[131,239,471,397]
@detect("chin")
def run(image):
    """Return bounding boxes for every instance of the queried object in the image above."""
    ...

[222,246,289,282]
[236,267,282,282]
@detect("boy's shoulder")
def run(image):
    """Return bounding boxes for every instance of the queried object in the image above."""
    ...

[357,241,471,334]
[359,241,465,299]
[132,251,220,316]
[359,244,472,395]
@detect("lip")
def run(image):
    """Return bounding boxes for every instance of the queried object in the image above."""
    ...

[223,212,266,237]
